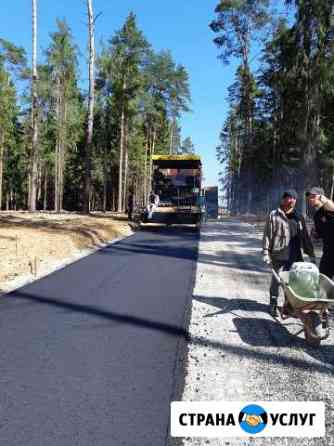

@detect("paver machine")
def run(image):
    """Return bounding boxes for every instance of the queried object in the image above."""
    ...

[137,154,203,227]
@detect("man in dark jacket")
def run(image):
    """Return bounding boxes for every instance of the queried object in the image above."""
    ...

[127,190,135,221]
[306,186,334,279]
[263,189,316,317]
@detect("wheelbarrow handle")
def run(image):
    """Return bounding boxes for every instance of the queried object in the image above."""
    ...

[271,268,283,285]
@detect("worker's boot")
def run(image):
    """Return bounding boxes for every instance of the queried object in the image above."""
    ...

[269,296,278,318]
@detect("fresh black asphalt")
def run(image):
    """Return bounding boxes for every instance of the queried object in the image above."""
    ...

[0,226,198,446]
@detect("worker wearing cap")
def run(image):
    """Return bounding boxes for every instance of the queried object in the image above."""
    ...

[306,187,334,279]
[262,189,316,317]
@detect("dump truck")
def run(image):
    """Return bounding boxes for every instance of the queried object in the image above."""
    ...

[203,186,218,219]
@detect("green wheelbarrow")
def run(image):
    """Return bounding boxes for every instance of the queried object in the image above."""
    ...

[272,269,334,346]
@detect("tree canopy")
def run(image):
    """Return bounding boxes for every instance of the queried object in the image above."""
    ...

[0,11,192,212]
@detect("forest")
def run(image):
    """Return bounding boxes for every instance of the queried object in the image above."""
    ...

[3,1,333,217]
[0,2,194,213]
[213,0,334,215]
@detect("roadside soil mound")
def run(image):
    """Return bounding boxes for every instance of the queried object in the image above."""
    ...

[0,211,132,294]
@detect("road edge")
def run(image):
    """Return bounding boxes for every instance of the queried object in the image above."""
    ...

[0,231,135,298]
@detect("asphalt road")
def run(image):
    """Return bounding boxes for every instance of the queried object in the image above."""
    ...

[0,226,198,446]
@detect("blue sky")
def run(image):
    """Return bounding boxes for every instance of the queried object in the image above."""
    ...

[1,1,241,187]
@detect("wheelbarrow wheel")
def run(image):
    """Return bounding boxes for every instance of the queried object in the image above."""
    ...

[304,311,322,347]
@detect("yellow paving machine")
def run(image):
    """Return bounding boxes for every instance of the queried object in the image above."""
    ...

[138,154,203,226]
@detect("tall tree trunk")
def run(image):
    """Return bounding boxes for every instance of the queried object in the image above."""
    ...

[169,119,174,154]
[91,189,95,211]
[59,144,64,211]
[84,0,95,214]
[112,187,115,211]
[10,189,13,210]
[298,70,320,216]
[0,131,4,210]
[27,172,31,209]
[54,78,62,212]
[143,139,148,204]
[37,162,42,203]
[330,164,334,200]
[103,149,107,212]
[54,80,59,211]
[148,128,156,193]
[135,175,139,207]
[54,140,59,212]
[59,100,66,211]
[29,0,38,211]
[117,95,125,213]
[123,151,128,212]
[43,167,48,210]
[296,6,321,216]
[122,117,129,212]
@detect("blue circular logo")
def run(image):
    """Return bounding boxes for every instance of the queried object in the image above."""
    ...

[239,404,268,434]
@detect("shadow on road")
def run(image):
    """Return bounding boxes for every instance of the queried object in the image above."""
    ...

[4,289,189,337]
[138,225,199,235]
[98,226,200,262]
[3,288,334,376]
[102,227,268,272]
[233,316,297,347]
[194,295,268,316]
[194,294,299,347]
[102,241,198,262]
[193,295,334,368]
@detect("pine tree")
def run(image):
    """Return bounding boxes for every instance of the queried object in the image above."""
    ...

[29,0,39,211]
[46,19,82,211]
[0,39,26,210]
[98,13,150,211]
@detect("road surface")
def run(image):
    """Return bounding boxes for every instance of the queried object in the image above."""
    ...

[0,226,198,446]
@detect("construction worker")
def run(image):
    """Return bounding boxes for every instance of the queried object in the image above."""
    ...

[262,189,316,317]
[306,187,334,279]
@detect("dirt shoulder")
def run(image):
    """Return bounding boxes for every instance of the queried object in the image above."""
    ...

[0,211,133,294]
[178,218,332,446]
